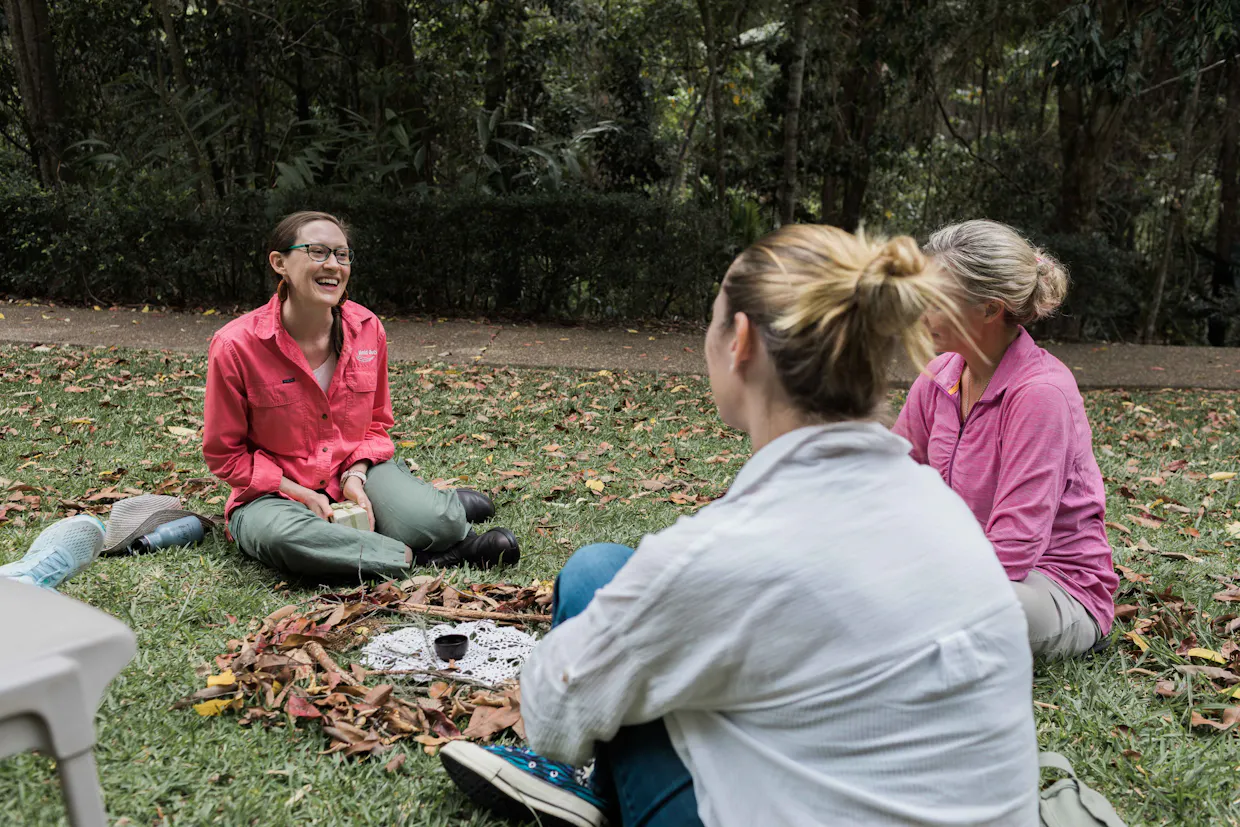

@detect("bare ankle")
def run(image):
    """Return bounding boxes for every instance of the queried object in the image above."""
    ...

[404,545,413,566]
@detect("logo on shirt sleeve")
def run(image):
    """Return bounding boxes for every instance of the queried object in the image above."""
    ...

[357,348,379,363]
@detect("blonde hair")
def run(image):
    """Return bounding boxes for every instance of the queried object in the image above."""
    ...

[924,219,1068,326]
[722,224,961,420]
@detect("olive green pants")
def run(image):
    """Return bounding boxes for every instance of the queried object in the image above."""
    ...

[228,460,468,580]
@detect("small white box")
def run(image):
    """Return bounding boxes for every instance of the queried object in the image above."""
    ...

[329,502,370,531]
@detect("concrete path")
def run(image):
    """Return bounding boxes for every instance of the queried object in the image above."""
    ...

[2,302,1238,390]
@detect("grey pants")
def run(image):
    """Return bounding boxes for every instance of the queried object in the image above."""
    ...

[228,459,468,580]
[1011,570,1102,660]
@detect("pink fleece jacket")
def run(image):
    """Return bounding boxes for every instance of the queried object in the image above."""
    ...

[893,328,1117,633]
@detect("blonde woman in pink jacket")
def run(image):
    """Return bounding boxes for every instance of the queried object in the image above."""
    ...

[894,219,1118,659]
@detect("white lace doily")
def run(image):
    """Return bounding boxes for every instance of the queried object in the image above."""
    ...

[360,620,537,685]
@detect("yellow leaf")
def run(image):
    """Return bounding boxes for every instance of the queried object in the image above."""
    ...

[1124,631,1150,652]
[141,305,150,313]
[206,670,235,687]
[399,440,418,448]
[1186,648,1227,664]
[585,479,605,492]
[203,308,217,316]
[167,426,198,437]
[1222,685,1240,699]
[0,312,5,319]
[596,370,613,377]
[1209,471,1237,481]
[92,305,102,311]
[627,329,639,334]
[193,698,239,717]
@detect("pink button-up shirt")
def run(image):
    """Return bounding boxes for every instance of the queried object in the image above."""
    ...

[204,294,396,520]
[894,328,1117,633]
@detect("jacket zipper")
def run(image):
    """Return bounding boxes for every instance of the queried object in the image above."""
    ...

[940,380,980,489]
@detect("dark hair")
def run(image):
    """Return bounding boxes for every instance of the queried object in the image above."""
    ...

[267,211,350,357]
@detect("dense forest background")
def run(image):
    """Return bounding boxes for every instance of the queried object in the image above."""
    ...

[2,0,1238,344]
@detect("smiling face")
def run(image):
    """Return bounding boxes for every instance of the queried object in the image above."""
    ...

[269,219,351,308]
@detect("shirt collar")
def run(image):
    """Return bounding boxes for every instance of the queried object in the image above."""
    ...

[932,325,1036,404]
[255,293,362,344]
[727,421,910,500]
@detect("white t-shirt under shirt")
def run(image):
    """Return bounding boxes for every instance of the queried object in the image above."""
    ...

[312,352,337,392]
[520,422,1040,827]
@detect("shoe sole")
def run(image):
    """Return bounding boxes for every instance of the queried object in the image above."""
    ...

[440,743,604,827]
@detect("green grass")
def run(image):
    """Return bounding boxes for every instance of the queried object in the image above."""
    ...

[0,343,1237,826]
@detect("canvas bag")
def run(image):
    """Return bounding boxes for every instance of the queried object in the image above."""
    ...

[1039,752,1127,827]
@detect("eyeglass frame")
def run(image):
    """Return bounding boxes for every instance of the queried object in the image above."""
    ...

[284,243,356,265]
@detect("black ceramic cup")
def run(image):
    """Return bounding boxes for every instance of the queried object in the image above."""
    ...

[434,633,469,661]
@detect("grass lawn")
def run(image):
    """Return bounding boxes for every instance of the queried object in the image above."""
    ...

[0,342,1238,826]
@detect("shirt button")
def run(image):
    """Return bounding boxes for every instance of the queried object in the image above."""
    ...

[319,480,326,486]
[321,413,328,420]
[322,446,328,453]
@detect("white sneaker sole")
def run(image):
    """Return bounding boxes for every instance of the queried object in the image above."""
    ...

[440,741,605,827]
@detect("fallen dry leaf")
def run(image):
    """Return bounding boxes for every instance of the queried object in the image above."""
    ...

[1155,680,1180,698]
[1185,648,1228,665]
[193,698,241,717]
[1176,665,1240,684]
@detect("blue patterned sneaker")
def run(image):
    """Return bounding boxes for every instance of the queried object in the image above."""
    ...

[0,514,106,590]
[440,741,607,827]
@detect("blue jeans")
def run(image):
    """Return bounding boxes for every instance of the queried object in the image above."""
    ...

[552,543,704,827]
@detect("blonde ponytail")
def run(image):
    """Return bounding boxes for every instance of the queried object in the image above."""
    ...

[723,224,963,420]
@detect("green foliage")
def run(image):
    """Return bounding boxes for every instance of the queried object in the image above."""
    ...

[0,184,732,321]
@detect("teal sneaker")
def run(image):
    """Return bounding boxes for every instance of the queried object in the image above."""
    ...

[440,741,607,827]
[0,514,106,589]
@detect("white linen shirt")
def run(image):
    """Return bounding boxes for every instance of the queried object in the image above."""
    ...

[520,422,1039,827]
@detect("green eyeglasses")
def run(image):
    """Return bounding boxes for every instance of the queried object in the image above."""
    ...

[286,243,356,265]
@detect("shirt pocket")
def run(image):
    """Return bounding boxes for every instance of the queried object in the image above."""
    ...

[340,366,377,441]
[248,381,309,457]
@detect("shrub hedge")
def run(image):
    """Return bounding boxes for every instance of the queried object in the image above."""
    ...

[0,183,734,321]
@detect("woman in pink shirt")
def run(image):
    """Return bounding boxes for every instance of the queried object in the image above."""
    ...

[204,211,519,578]
[894,219,1117,659]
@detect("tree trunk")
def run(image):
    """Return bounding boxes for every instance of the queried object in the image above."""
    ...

[777,0,811,225]
[819,0,881,232]
[1142,65,1203,343]
[3,0,71,185]
[151,0,215,202]
[1210,59,1240,346]
[696,0,727,205]
[1054,83,1127,232]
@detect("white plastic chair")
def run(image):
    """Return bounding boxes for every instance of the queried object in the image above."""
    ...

[0,579,137,826]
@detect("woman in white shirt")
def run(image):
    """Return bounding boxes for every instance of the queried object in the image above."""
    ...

[440,225,1039,827]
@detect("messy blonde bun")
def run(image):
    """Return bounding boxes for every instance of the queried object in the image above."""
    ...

[722,224,963,420]
[925,219,1069,325]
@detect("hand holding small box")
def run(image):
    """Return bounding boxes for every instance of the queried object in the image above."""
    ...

[328,501,371,531]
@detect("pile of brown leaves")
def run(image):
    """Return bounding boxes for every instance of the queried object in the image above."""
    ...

[176,575,553,759]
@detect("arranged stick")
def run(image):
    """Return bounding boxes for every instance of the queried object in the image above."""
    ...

[305,641,361,686]
[396,603,551,625]
[367,668,500,690]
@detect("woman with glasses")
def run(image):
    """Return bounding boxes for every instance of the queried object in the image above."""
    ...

[203,211,520,578]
